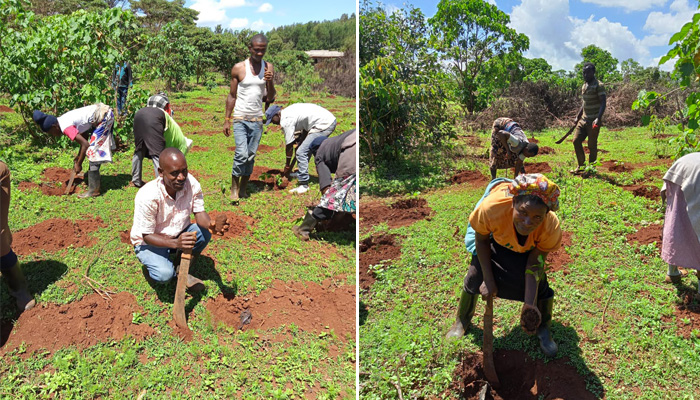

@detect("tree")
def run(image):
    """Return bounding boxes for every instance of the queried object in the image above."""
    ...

[138,20,198,91]
[574,44,620,83]
[130,0,197,31]
[429,0,529,114]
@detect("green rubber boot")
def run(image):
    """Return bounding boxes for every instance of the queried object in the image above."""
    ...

[536,296,558,357]
[292,210,317,241]
[77,170,100,198]
[445,290,478,339]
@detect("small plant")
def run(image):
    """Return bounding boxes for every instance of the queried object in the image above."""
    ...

[131,312,143,324]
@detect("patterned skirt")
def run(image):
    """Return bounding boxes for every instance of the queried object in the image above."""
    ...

[86,109,115,164]
[318,174,356,213]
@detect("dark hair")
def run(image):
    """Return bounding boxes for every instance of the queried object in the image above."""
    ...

[583,62,595,72]
[525,143,539,156]
[513,194,549,213]
[250,33,268,46]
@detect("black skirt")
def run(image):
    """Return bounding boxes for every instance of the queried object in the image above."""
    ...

[463,237,554,301]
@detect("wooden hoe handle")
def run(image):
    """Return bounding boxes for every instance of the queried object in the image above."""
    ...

[173,249,193,330]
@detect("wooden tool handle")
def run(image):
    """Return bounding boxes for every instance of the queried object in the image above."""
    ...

[483,296,500,387]
[172,249,193,330]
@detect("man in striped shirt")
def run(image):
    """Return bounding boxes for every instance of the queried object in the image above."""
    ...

[571,62,606,174]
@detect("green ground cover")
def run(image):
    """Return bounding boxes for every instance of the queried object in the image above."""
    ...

[0,85,357,399]
[359,125,700,399]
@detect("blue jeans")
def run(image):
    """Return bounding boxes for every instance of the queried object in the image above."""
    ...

[296,121,336,185]
[232,120,263,177]
[134,223,211,283]
[116,87,128,115]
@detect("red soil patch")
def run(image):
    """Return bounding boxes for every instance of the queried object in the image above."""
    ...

[547,231,572,277]
[119,230,131,244]
[623,185,660,200]
[189,107,204,112]
[451,170,489,187]
[206,211,255,238]
[626,224,662,251]
[205,280,355,341]
[584,147,608,154]
[662,285,700,339]
[1,292,155,356]
[193,129,220,136]
[18,167,85,196]
[250,166,290,190]
[449,350,598,400]
[227,144,276,154]
[190,146,209,152]
[538,146,555,155]
[528,137,539,144]
[12,217,105,256]
[359,234,401,291]
[525,162,552,174]
[361,198,433,229]
[180,120,202,127]
[601,160,633,172]
[643,169,663,180]
[0,105,14,113]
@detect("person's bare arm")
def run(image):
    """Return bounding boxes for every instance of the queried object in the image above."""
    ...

[593,94,606,127]
[73,133,89,174]
[475,231,497,298]
[264,62,276,103]
[194,211,211,231]
[523,248,548,307]
[283,143,294,173]
[143,231,196,250]
[495,130,510,149]
[514,158,524,179]
[224,63,243,137]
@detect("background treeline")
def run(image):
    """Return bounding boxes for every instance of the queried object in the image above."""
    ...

[0,0,355,144]
[360,0,698,164]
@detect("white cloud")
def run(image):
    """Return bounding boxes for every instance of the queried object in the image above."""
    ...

[644,0,695,35]
[257,2,273,12]
[642,34,671,47]
[653,55,678,72]
[580,0,666,12]
[250,19,273,31]
[510,0,661,71]
[229,18,249,29]
[189,0,228,25]
[486,0,497,5]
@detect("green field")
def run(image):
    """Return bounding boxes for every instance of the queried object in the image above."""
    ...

[0,85,357,399]
[359,126,700,399]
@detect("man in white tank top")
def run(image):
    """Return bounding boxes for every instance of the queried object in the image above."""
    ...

[223,34,276,204]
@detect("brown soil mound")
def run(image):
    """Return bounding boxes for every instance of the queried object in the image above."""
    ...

[1,292,155,356]
[190,146,209,152]
[623,185,660,200]
[227,144,276,154]
[119,230,131,244]
[584,147,608,154]
[538,146,555,155]
[526,162,552,174]
[450,350,598,400]
[547,231,572,276]
[362,199,433,229]
[0,105,14,113]
[206,211,255,238]
[626,224,662,251]
[520,306,541,333]
[528,137,539,144]
[250,166,290,190]
[662,285,700,339]
[12,217,105,256]
[451,170,489,187]
[601,160,633,172]
[205,280,355,341]
[180,120,201,127]
[19,167,85,196]
[359,234,401,291]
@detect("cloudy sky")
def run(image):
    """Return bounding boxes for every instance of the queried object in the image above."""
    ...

[384,0,698,72]
[186,0,357,32]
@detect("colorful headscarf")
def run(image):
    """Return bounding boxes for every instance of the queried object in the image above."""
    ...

[508,174,560,212]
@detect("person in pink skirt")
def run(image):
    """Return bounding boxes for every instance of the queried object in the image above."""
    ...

[661,152,700,296]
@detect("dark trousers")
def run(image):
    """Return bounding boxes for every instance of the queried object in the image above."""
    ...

[463,238,553,301]
[573,120,600,167]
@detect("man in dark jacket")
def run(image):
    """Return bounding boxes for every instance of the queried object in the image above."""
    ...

[292,129,356,240]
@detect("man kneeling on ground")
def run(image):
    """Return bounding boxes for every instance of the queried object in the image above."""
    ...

[130,148,211,290]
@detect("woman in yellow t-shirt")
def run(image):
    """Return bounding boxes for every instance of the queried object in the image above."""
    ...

[446,174,562,357]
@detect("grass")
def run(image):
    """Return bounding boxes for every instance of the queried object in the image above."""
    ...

[0,84,357,399]
[359,125,700,399]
